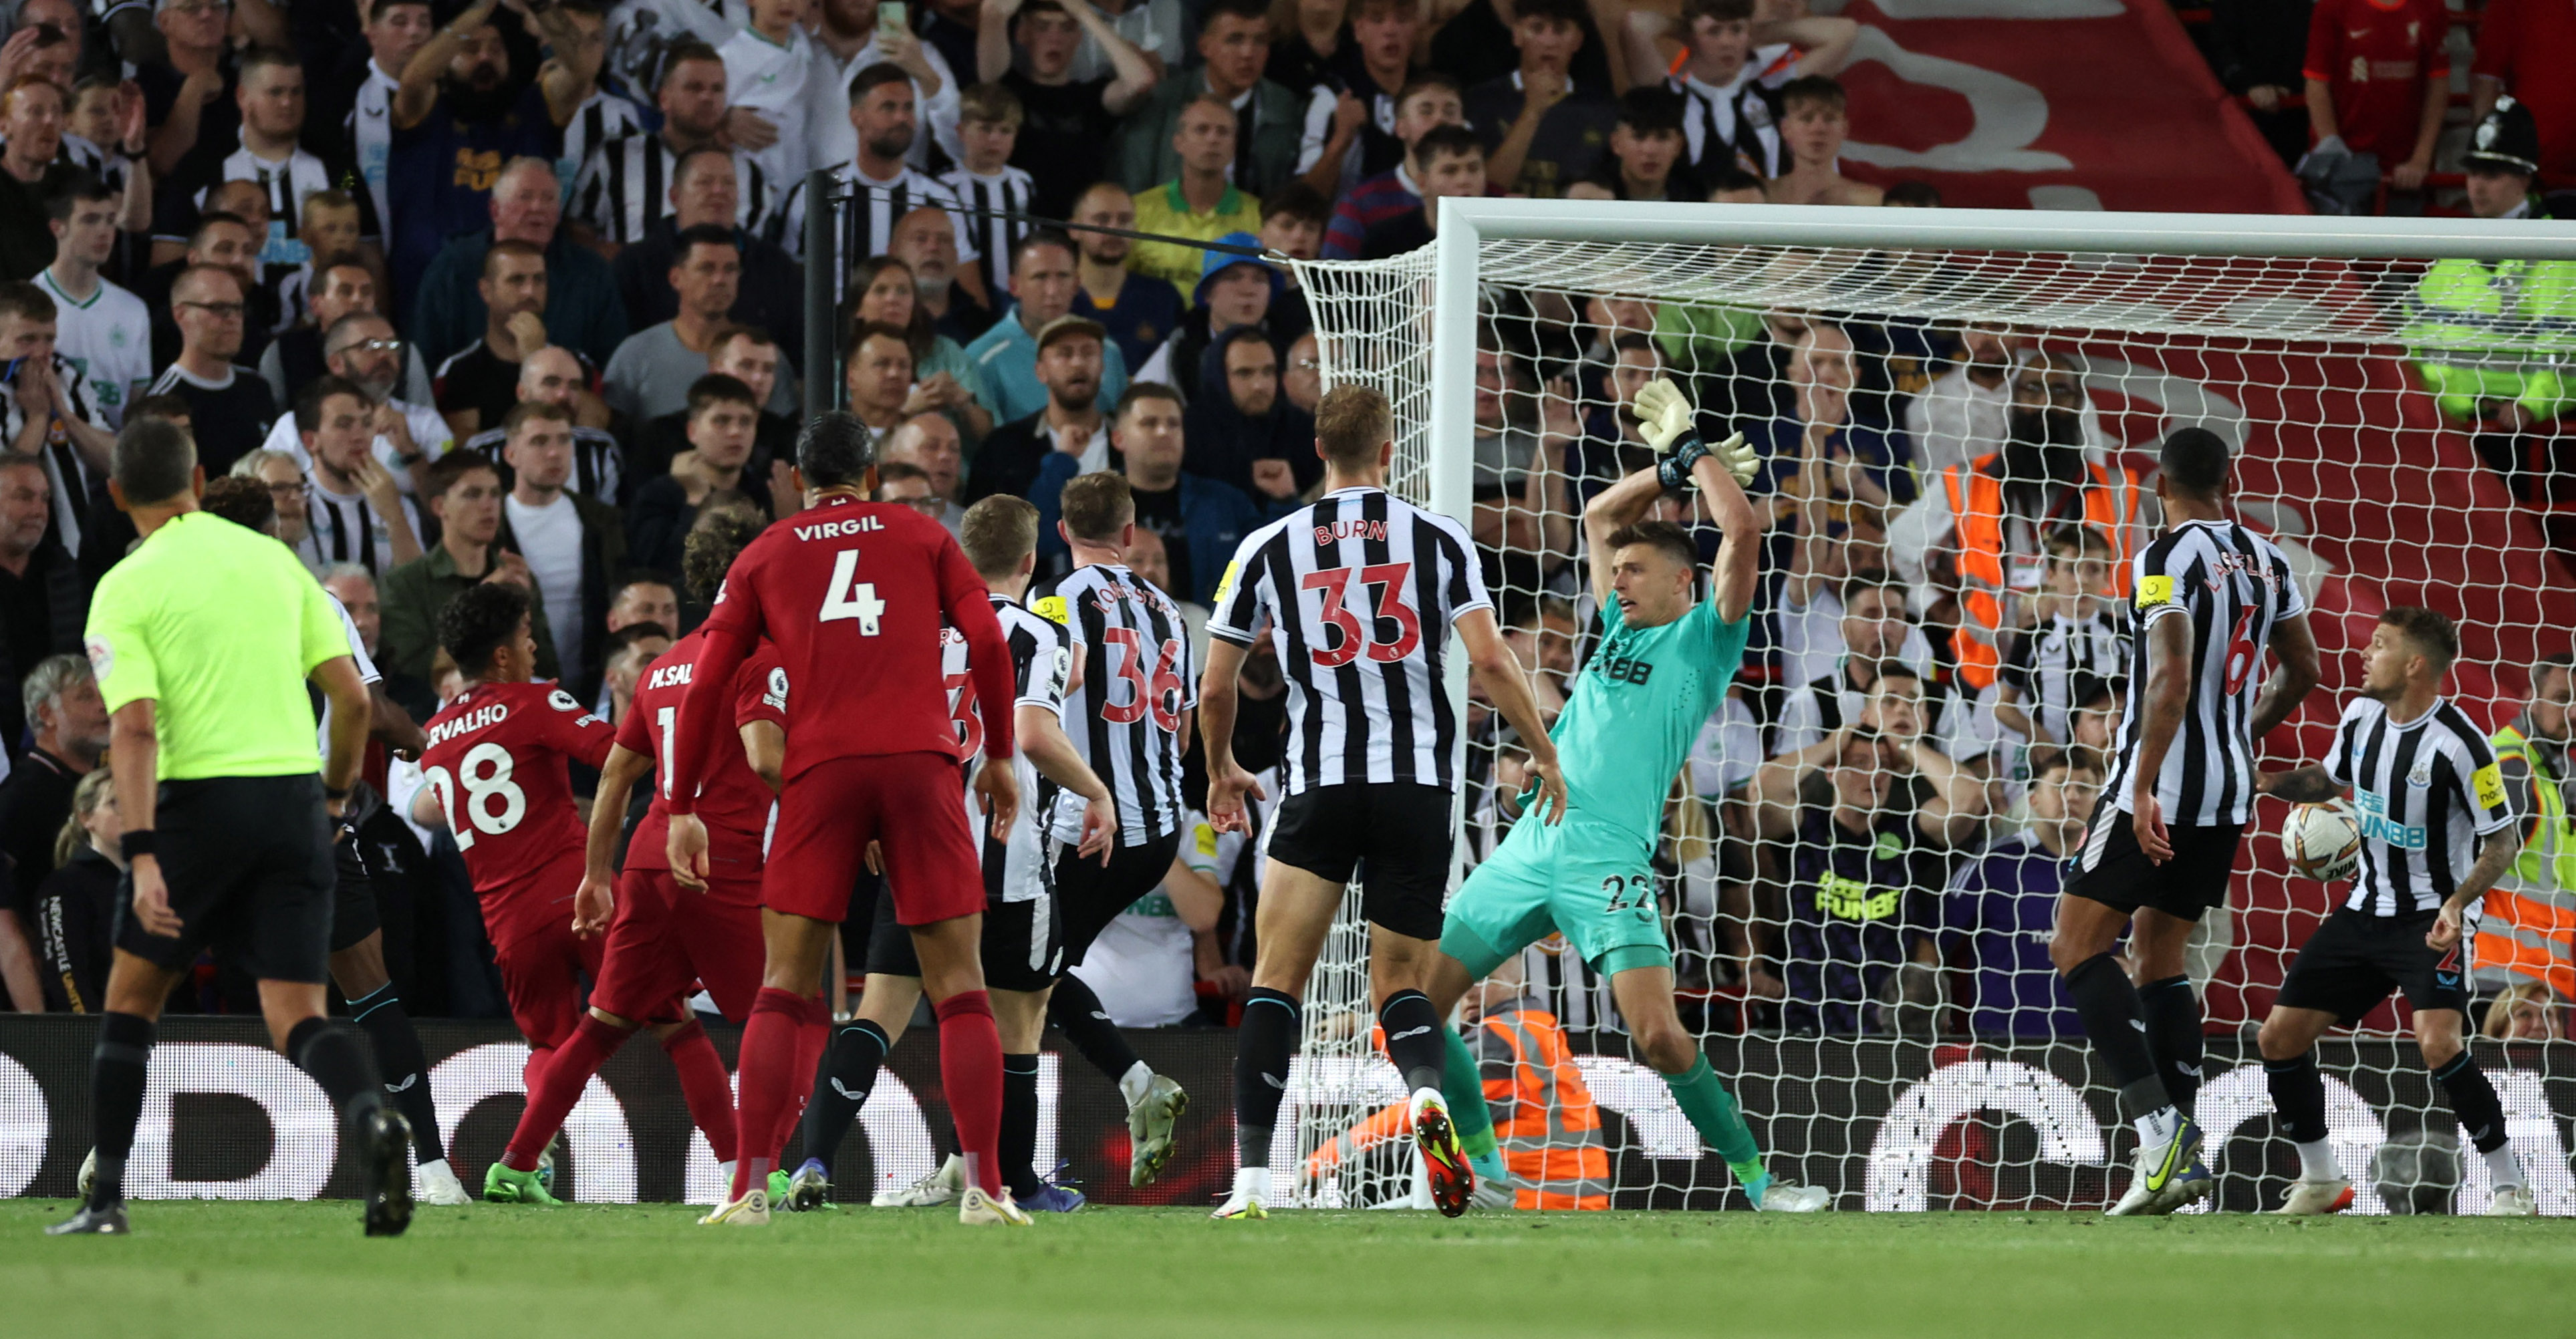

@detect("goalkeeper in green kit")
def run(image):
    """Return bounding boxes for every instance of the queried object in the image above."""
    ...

[1424,377,1830,1213]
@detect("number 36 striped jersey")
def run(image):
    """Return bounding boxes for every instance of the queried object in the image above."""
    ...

[2102,518,2307,827]
[1044,563,1196,846]
[1208,485,1490,797]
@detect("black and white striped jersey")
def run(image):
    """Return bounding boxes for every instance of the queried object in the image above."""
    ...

[570,132,781,247]
[1668,45,1795,180]
[0,353,109,553]
[942,592,1075,903]
[1207,486,1491,796]
[2323,695,2516,917]
[197,142,376,243]
[298,478,424,577]
[2101,519,2307,827]
[778,164,977,285]
[2000,609,2130,744]
[936,164,1034,305]
[1039,562,1196,846]
[556,90,650,198]
[461,423,628,506]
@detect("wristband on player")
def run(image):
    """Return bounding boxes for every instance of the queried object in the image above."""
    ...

[1657,435,1710,493]
[120,831,156,862]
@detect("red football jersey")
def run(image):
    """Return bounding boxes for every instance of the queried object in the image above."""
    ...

[2304,0,2449,161]
[619,631,787,893]
[669,494,1015,808]
[420,679,617,923]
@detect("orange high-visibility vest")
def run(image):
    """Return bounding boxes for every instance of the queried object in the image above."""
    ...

[2478,724,2576,1000]
[1479,1006,1610,1211]
[1940,454,2142,691]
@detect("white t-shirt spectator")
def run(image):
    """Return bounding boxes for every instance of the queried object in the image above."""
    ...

[785,27,964,176]
[721,25,834,188]
[1774,585,1938,697]
[506,491,588,684]
[1067,812,1217,1027]
[1904,364,2117,484]
[261,400,454,496]
[1687,692,1764,798]
[1064,0,1182,84]
[36,271,152,428]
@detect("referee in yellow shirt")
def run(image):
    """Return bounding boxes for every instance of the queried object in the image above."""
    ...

[47,418,414,1238]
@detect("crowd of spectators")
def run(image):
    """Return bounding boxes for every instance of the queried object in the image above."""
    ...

[0,0,2563,1046]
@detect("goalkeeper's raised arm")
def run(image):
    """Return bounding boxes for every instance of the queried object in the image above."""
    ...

[1585,378,1763,622]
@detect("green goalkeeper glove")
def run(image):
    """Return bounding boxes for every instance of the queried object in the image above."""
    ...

[1634,378,1758,491]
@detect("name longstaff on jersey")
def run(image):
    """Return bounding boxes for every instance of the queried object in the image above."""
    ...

[618,630,787,883]
[698,494,1010,775]
[2101,518,2307,827]
[1051,563,1196,846]
[1207,486,1490,795]
[419,680,618,903]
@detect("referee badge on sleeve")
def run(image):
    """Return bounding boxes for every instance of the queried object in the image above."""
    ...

[2134,575,2174,610]
[84,634,112,682]
[2474,762,2506,811]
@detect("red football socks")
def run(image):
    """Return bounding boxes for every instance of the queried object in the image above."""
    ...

[660,1018,737,1166]
[934,990,1003,1197]
[503,1014,626,1173]
[767,996,829,1163]
[729,988,807,1199]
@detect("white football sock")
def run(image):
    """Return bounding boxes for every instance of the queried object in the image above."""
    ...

[2293,1139,2338,1182]
[2482,1143,2525,1192]
[1118,1061,1154,1108]
[2132,1105,2182,1149]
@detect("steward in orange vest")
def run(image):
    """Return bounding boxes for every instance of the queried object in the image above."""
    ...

[1934,450,2144,691]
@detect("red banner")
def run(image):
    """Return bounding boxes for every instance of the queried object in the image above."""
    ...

[1829,0,2307,214]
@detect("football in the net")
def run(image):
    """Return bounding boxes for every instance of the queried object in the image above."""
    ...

[2281,800,2362,881]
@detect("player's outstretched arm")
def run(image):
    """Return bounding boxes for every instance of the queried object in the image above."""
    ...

[1198,638,1265,833]
[1019,704,1118,861]
[577,744,652,934]
[2248,611,2322,745]
[1690,450,1763,624]
[1458,607,1568,822]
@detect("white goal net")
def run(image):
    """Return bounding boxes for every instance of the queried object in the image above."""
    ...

[1281,201,2576,1214]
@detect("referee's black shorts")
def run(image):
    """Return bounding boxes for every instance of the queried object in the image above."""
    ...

[1054,827,1184,970]
[2068,811,2244,921]
[2277,909,2469,1024]
[115,774,336,984]
[1263,782,1454,941]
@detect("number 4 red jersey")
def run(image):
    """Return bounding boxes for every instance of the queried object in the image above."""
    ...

[420,679,618,943]
[618,631,787,892]
[668,493,1015,811]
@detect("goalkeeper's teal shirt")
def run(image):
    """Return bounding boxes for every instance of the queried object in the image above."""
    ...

[1547,595,1753,846]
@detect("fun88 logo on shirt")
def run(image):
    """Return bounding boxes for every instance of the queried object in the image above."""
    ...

[2353,790,2427,851]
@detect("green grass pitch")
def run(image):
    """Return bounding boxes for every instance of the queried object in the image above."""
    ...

[5,1200,2567,1338]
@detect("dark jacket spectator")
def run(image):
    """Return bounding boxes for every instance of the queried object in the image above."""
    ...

[411,227,630,373]
[1183,328,1321,497]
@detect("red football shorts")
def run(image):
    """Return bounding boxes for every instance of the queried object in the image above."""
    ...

[492,911,606,1052]
[588,869,766,1023]
[763,750,981,927]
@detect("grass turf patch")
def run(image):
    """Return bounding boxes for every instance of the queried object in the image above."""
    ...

[5,1200,2567,1338]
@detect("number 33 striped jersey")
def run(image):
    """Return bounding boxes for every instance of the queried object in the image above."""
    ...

[2103,517,2307,827]
[1208,485,1491,797]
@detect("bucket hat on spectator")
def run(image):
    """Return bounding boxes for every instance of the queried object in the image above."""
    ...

[1193,232,1286,308]
[2464,97,2541,176]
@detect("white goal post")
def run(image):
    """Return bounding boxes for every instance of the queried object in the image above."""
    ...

[1281,200,2576,1214]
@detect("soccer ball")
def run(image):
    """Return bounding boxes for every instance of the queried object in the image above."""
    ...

[2281,800,2361,881]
